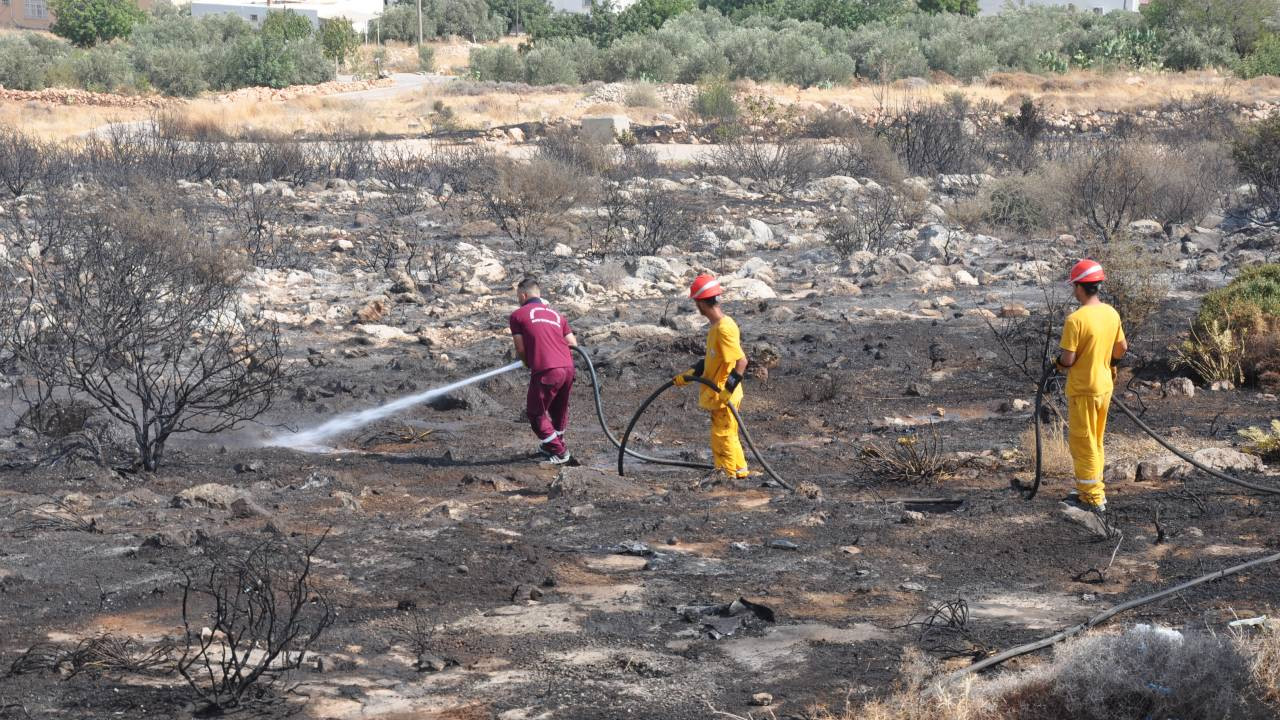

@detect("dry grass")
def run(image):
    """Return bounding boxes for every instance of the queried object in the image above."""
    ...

[11,56,1280,143]
[1241,619,1280,706]
[771,69,1280,115]
[152,83,588,139]
[1018,418,1072,479]
[0,103,151,141]
[813,624,1280,720]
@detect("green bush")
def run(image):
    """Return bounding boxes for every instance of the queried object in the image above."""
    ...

[1159,27,1236,71]
[0,34,68,90]
[1233,115,1280,219]
[135,45,208,96]
[524,45,579,85]
[368,5,426,42]
[320,17,360,67]
[418,45,436,72]
[436,0,504,40]
[601,34,678,82]
[618,0,696,34]
[469,45,525,82]
[953,45,997,80]
[692,78,738,123]
[49,0,145,47]
[674,40,731,83]
[1237,33,1280,78]
[1198,264,1280,336]
[261,9,314,42]
[918,0,976,14]
[216,35,332,90]
[773,30,855,87]
[851,26,930,80]
[488,0,552,35]
[50,45,138,93]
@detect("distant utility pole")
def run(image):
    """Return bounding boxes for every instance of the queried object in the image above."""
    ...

[417,0,423,46]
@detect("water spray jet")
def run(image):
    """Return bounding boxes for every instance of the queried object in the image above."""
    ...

[265,361,523,452]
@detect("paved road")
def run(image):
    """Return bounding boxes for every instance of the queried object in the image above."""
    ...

[327,72,452,102]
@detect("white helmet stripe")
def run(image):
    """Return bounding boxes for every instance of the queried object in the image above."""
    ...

[1070,265,1103,283]
[694,279,721,298]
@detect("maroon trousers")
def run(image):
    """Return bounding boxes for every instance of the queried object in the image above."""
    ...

[527,367,574,455]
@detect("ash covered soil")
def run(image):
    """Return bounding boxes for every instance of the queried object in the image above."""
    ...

[1,168,1278,720]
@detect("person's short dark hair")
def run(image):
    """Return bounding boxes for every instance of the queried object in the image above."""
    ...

[1077,281,1101,297]
[517,277,540,295]
[696,296,718,306]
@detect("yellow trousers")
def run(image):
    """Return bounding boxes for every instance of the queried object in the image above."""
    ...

[1068,393,1110,507]
[710,397,748,477]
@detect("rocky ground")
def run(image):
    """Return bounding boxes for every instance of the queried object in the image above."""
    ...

[0,145,1278,719]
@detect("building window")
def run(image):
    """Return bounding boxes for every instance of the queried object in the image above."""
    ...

[25,0,47,18]
[250,13,258,20]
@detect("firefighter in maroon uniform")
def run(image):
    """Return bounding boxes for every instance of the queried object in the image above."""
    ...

[509,277,578,464]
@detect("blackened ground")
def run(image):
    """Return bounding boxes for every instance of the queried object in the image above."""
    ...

[0,294,1277,720]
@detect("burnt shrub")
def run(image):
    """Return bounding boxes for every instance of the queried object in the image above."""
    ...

[820,188,905,267]
[881,95,989,176]
[1092,238,1170,343]
[1000,95,1048,173]
[0,188,285,471]
[1232,115,1280,222]
[1058,139,1155,241]
[822,129,906,187]
[703,138,828,194]
[179,533,332,714]
[537,125,617,177]
[1055,138,1231,240]
[1144,141,1235,228]
[981,176,1057,233]
[471,155,590,262]
[595,148,706,258]
[804,107,864,139]
[0,129,54,198]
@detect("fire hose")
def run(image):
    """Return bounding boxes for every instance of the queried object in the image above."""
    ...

[571,346,791,491]
[614,375,792,491]
[572,346,715,472]
[1023,364,1280,499]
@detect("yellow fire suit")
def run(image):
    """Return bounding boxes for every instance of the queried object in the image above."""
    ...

[698,316,748,477]
[1059,303,1126,507]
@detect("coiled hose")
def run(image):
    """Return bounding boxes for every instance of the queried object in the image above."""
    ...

[1027,365,1280,498]
[613,373,793,491]
[572,346,714,472]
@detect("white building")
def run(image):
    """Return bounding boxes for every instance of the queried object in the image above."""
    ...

[978,0,1141,14]
[547,0,638,13]
[190,0,383,31]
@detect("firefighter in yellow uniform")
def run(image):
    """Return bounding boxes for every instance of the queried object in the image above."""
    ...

[673,274,751,478]
[1055,259,1128,512]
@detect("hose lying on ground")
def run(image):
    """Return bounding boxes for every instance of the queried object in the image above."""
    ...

[1025,367,1280,499]
[612,373,793,491]
[572,346,714,472]
[1111,397,1280,495]
[942,549,1280,684]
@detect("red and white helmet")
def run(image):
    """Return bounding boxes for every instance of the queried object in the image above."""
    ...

[1068,259,1105,284]
[689,274,723,300]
